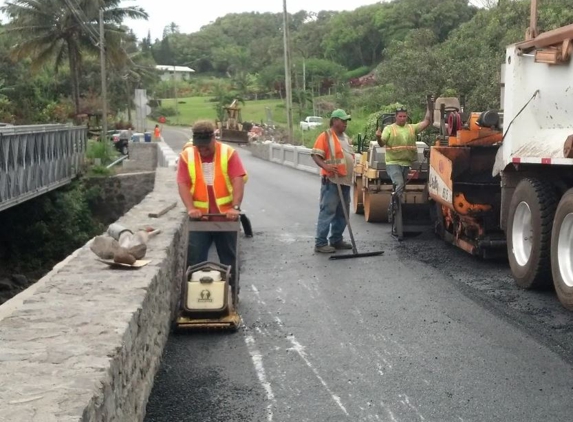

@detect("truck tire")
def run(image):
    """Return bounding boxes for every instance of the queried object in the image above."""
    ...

[507,178,557,289]
[431,201,446,239]
[551,188,573,310]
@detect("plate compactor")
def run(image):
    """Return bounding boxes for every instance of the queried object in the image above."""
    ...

[174,215,242,331]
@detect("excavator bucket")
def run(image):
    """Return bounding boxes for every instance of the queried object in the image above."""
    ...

[220,128,249,144]
[218,99,250,144]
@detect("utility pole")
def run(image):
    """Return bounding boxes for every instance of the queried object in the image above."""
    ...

[282,0,293,143]
[173,64,179,125]
[528,0,538,40]
[302,56,306,92]
[99,8,108,144]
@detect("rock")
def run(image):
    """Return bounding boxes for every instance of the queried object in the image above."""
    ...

[91,236,120,260]
[114,248,136,265]
[10,274,28,288]
[0,279,13,291]
[127,243,147,260]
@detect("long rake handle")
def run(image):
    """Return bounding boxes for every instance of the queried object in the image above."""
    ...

[333,173,358,254]
[325,130,359,255]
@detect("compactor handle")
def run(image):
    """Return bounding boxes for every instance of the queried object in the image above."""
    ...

[188,212,253,238]
[189,212,245,220]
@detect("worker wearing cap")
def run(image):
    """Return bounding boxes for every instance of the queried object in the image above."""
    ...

[375,105,432,196]
[177,120,247,281]
[311,109,355,254]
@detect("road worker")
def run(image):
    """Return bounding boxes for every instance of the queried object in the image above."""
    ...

[176,120,247,285]
[375,104,432,196]
[153,124,161,141]
[311,109,354,254]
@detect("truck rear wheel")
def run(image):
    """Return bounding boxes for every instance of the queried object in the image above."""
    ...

[431,201,446,239]
[353,178,364,215]
[551,188,573,310]
[507,178,557,289]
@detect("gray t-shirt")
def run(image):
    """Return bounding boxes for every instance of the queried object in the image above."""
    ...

[329,132,354,186]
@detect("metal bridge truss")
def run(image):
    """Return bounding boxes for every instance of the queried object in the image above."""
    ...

[0,125,87,212]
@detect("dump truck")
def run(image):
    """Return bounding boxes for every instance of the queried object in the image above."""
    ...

[427,1,573,310]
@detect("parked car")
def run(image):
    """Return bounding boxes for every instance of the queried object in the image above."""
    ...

[108,130,128,156]
[299,116,324,131]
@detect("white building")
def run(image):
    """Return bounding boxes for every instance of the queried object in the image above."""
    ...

[155,65,195,82]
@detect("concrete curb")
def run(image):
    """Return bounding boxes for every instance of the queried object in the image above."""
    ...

[157,136,178,168]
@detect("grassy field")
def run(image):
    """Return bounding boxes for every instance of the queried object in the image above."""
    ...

[161,97,287,126]
[160,96,371,148]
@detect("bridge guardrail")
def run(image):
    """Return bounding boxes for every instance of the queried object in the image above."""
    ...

[0,125,87,211]
[248,141,320,175]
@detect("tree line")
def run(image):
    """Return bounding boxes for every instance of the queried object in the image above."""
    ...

[151,0,573,122]
[0,0,152,124]
[0,0,572,125]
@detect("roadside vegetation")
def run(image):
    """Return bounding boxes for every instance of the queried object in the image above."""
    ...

[1,0,572,146]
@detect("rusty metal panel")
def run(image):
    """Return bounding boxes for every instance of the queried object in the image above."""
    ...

[516,23,573,52]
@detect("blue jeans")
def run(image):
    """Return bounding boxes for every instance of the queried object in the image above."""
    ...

[315,180,350,247]
[187,231,238,286]
[386,164,410,195]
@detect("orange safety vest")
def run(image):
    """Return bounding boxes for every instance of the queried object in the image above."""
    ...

[186,142,237,213]
[315,130,347,177]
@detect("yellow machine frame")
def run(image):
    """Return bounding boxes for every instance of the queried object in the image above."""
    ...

[174,217,241,331]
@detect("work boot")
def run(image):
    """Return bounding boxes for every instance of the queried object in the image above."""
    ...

[315,244,336,253]
[331,240,353,250]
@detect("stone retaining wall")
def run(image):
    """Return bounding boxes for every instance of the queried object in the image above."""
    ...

[0,168,186,421]
[86,171,156,224]
[121,142,158,173]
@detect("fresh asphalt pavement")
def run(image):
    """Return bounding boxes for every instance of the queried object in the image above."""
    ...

[144,125,573,422]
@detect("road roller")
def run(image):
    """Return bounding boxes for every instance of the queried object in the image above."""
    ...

[352,114,431,236]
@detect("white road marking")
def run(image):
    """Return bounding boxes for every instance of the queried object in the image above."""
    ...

[245,334,275,421]
[251,284,267,305]
[278,233,314,244]
[399,394,426,421]
[284,329,349,416]
[381,401,399,422]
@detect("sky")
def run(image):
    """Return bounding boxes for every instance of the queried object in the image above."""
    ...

[123,0,385,41]
[124,0,486,40]
[0,0,486,41]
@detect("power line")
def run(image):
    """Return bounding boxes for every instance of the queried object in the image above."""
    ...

[64,0,153,73]
[67,0,101,39]
[61,0,100,47]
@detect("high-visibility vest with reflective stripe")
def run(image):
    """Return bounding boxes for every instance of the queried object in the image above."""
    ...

[385,124,418,164]
[316,130,347,177]
[186,142,238,213]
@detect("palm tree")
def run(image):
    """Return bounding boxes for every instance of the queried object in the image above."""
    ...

[1,0,148,115]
